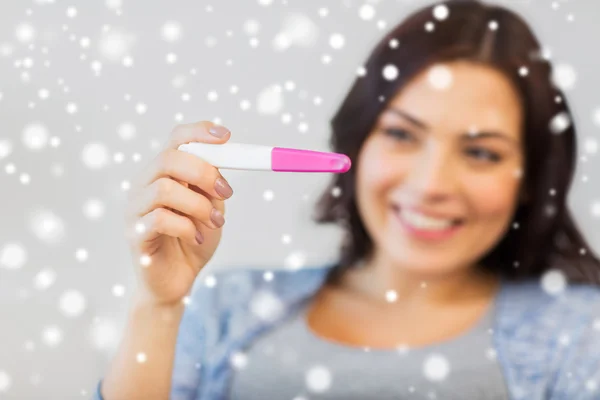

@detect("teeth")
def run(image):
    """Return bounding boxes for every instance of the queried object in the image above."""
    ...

[397,208,455,231]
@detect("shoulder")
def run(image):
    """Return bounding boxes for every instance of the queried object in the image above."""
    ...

[500,278,600,340]
[499,277,600,328]
[498,277,600,396]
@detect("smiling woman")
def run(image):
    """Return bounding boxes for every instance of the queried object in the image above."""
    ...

[94,1,600,399]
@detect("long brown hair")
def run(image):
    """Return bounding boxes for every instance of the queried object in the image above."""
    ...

[312,0,600,285]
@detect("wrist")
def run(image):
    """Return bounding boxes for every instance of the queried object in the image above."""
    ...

[131,290,186,318]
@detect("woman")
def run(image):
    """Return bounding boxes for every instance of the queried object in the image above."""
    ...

[95,0,600,399]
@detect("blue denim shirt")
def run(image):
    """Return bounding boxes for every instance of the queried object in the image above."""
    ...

[94,262,600,399]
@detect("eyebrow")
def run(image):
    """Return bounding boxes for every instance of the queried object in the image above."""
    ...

[385,107,519,144]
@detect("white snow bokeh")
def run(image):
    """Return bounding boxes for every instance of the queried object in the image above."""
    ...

[359,4,376,21]
[139,254,151,267]
[397,343,410,355]
[117,122,136,141]
[249,290,285,322]
[230,351,249,369]
[34,267,57,290]
[284,251,306,270]
[98,28,135,62]
[41,325,63,347]
[15,23,36,43]
[207,90,218,102]
[135,103,147,114]
[75,248,89,262]
[90,318,120,351]
[549,111,571,134]
[256,84,284,115]
[540,269,567,295]
[552,63,577,91]
[105,0,122,11]
[0,139,12,160]
[584,137,598,155]
[0,43,14,58]
[427,64,453,90]
[38,88,50,99]
[66,102,78,114]
[59,289,87,317]
[66,7,78,18]
[433,4,449,21]
[243,20,261,36]
[172,75,187,89]
[383,64,399,81]
[83,198,105,220]
[82,142,110,169]
[22,123,49,151]
[92,60,104,76]
[305,365,332,393]
[263,189,274,201]
[592,107,600,128]
[592,201,600,218]
[423,354,450,381]
[519,66,529,77]
[0,371,11,393]
[273,13,318,51]
[112,284,125,297]
[329,33,345,50]
[0,242,27,270]
[29,209,66,244]
[161,21,183,42]
[485,347,498,361]
[204,274,217,288]
[385,290,398,302]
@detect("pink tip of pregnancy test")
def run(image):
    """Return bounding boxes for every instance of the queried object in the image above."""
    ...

[272,147,351,173]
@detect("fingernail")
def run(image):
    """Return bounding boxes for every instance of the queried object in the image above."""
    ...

[208,125,230,138]
[195,230,204,244]
[210,208,225,228]
[215,178,233,199]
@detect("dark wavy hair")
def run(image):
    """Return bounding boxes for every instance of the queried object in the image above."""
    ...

[312,0,600,285]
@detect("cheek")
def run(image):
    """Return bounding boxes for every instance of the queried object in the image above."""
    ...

[465,173,521,217]
[358,144,393,189]
[358,154,410,200]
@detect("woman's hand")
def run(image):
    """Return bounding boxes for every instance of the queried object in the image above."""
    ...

[124,121,234,307]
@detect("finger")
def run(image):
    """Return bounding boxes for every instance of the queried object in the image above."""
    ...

[189,183,225,215]
[135,148,234,202]
[134,207,203,248]
[136,177,225,230]
[167,121,231,150]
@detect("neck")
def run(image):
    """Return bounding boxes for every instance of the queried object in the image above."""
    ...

[339,254,500,309]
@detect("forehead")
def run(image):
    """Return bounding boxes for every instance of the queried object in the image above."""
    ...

[383,61,523,137]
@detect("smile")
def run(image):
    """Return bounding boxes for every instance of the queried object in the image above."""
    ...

[391,206,464,240]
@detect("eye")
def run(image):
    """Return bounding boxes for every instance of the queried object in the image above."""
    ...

[466,147,502,163]
[382,128,414,142]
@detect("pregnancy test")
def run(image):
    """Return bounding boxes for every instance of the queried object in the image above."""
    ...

[177,142,351,173]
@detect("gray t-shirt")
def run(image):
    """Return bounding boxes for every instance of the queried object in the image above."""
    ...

[228,295,509,400]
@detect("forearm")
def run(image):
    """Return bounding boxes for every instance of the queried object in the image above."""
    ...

[100,293,185,400]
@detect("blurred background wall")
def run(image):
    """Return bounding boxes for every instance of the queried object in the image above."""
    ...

[0,0,599,398]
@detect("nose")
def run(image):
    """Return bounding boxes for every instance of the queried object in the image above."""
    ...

[403,146,456,201]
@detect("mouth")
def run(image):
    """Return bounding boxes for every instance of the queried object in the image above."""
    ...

[391,205,465,240]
